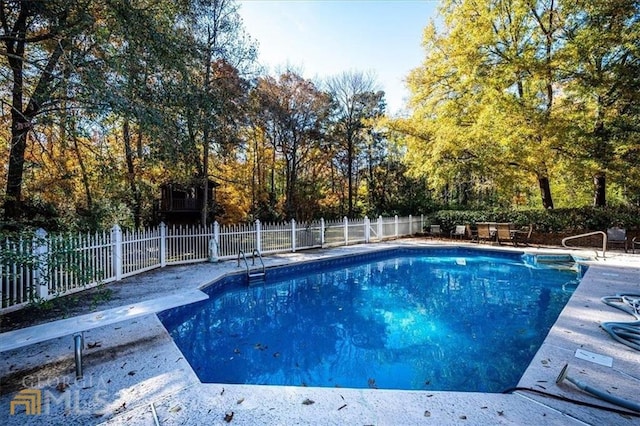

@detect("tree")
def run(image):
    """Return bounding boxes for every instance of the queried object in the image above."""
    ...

[252,71,333,220]
[399,0,570,209]
[94,1,191,228]
[1,0,192,226]
[176,0,255,225]
[399,0,640,210]
[1,0,94,221]
[326,71,384,217]
[560,0,640,206]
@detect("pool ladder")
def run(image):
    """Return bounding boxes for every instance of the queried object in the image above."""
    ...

[238,249,266,284]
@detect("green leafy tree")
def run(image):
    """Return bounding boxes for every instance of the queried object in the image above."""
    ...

[401,0,566,209]
[560,0,640,206]
[399,0,640,210]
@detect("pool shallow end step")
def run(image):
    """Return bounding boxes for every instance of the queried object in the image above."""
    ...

[522,253,576,264]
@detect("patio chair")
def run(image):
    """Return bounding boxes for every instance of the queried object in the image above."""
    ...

[606,227,628,253]
[633,237,639,254]
[475,223,494,243]
[450,225,467,240]
[496,223,516,246]
[429,224,442,238]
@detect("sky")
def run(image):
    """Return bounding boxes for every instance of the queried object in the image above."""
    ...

[237,0,441,115]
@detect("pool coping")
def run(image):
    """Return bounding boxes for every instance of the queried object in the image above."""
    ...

[1,239,639,425]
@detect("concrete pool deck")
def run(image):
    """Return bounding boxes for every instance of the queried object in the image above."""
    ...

[1,240,639,425]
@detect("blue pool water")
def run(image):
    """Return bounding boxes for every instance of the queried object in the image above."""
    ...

[159,248,580,392]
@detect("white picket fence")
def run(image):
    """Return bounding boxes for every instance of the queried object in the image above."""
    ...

[0,215,425,312]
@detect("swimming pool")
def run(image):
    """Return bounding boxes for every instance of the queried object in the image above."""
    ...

[159,247,581,393]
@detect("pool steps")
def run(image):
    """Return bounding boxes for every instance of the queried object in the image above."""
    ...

[521,253,588,278]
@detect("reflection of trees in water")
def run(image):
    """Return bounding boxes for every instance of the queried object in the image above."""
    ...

[168,272,388,386]
[392,257,575,391]
[163,253,577,391]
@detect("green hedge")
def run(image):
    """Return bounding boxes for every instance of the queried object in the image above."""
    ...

[425,206,640,234]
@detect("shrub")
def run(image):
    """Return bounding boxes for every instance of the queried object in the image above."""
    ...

[427,206,640,234]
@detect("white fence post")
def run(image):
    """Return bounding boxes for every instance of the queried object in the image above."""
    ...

[159,222,167,267]
[256,219,262,253]
[32,228,49,299]
[291,219,297,252]
[378,216,383,240]
[364,216,370,243]
[320,218,325,246]
[344,216,349,245]
[395,215,399,238]
[111,225,123,281]
[409,215,413,235]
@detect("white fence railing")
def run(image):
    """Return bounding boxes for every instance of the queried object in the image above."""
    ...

[1,215,425,312]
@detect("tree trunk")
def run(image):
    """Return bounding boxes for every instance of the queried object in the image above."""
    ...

[123,120,141,229]
[459,181,470,206]
[4,123,30,220]
[367,143,375,210]
[270,146,277,210]
[593,172,606,207]
[538,176,554,209]
[4,19,68,221]
[72,134,93,210]
[201,133,210,226]
[200,48,213,227]
[347,137,354,218]
[285,152,297,220]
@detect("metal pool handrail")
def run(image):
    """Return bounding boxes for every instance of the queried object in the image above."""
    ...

[237,249,249,272]
[562,231,607,258]
[238,249,266,282]
[251,248,266,277]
